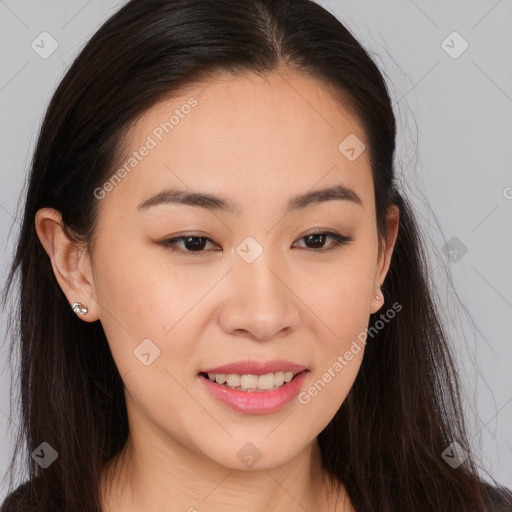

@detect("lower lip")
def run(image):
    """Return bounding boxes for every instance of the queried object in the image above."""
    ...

[198,370,309,414]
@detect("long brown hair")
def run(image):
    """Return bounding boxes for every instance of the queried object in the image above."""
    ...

[2,0,510,510]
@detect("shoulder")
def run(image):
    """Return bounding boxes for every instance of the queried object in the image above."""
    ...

[0,478,50,512]
[1,478,68,512]
[482,481,512,511]
[1,480,33,512]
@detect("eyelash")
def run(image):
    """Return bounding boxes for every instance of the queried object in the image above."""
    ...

[158,231,353,256]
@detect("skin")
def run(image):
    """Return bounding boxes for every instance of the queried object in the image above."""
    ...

[36,67,399,511]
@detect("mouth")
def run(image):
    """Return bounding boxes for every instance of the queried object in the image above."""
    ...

[198,370,308,392]
[197,366,311,414]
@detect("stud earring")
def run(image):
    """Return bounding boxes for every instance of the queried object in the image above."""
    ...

[72,302,88,315]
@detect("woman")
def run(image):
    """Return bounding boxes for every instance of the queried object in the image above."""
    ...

[1,0,511,510]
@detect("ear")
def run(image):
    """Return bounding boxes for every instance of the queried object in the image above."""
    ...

[370,204,399,314]
[34,208,99,322]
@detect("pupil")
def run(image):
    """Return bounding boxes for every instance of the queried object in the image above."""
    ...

[307,234,325,249]
[185,237,206,251]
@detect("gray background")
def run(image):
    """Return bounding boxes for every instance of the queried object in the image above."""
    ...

[1,0,511,499]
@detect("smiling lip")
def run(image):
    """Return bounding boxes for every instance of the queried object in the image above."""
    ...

[198,369,309,414]
[200,360,308,375]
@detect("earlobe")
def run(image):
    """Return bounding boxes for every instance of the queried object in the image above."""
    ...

[370,289,384,314]
[34,208,98,321]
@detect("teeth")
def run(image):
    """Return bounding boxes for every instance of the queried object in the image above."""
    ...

[205,371,298,391]
[227,374,241,387]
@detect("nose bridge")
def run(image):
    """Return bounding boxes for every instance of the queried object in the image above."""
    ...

[219,237,300,340]
[235,237,286,306]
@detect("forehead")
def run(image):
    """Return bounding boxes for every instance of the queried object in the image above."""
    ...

[100,69,373,217]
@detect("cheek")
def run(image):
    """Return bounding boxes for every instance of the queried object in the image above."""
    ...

[94,236,185,327]
[294,343,364,441]
[296,249,375,334]
[92,243,200,375]
[295,247,374,408]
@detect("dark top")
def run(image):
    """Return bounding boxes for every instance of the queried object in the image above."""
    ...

[1,478,512,511]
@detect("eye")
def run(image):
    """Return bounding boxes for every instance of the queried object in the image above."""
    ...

[293,231,353,252]
[157,230,353,256]
[158,235,218,255]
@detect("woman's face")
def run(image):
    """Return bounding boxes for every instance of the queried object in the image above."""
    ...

[65,70,397,469]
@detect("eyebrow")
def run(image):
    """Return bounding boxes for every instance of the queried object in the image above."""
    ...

[137,183,362,215]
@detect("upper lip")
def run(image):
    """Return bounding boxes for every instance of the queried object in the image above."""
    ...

[200,360,308,376]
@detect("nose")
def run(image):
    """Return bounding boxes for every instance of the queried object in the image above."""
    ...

[217,250,301,342]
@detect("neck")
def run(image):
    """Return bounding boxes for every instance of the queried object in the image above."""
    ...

[100,428,351,511]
